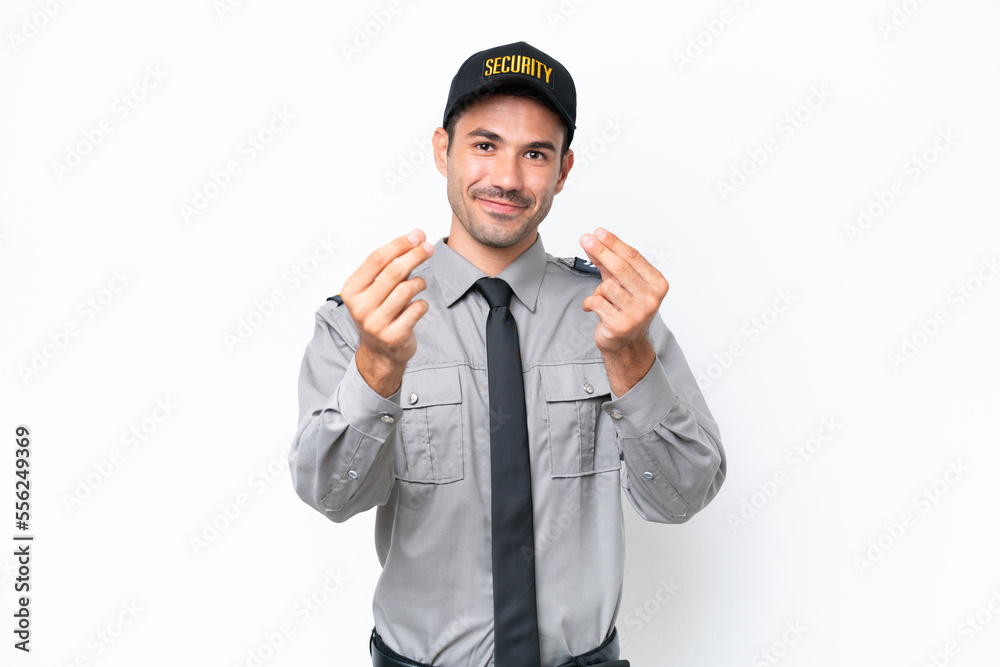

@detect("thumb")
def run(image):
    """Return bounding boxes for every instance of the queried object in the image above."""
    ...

[579,236,610,281]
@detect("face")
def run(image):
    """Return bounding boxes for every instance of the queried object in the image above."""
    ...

[433,95,573,255]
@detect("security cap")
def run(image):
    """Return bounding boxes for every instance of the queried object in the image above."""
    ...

[443,41,577,147]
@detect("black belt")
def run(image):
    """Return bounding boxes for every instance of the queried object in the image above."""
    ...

[370,627,629,667]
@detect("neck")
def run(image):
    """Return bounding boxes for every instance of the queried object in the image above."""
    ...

[445,217,537,277]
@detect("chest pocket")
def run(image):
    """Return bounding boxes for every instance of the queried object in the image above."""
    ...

[539,363,620,477]
[395,366,465,484]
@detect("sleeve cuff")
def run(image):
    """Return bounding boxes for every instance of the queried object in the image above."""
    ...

[603,358,679,439]
[328,355,404,442]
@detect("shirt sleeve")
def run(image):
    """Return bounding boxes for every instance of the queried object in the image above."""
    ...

[288,302,403,523]
[602,314,726,524]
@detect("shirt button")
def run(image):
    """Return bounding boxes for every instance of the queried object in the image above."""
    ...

[610,410,624,420]
[408,392,419,405]
[643,471,654,480]
[347,470,359,480]
[583,382,594,394]
[380,414,395,424]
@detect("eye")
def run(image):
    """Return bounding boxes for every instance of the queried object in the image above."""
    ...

[525,150,546,160]
[474,142,494,151]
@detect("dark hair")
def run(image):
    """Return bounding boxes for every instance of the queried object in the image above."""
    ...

[444,82,571,159]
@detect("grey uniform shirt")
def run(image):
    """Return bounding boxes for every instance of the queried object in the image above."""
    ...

[290,234,726,667]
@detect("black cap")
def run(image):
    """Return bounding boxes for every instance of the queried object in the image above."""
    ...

[443,41,577,147]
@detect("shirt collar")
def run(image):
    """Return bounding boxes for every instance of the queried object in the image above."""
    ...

[430,233,547,312]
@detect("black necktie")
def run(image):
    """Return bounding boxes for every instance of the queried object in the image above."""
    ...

[473,277,541,667]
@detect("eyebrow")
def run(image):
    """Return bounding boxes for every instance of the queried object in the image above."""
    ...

[465,128,557,154]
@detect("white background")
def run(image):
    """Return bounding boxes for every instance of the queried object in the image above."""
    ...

[3,0,1000,666]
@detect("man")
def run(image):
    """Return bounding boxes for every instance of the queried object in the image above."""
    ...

[290,41,726,667]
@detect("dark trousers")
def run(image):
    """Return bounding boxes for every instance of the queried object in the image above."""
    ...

[370,627,629,667]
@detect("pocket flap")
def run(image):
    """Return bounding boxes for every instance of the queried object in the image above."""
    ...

[399,366,462,409]
[539,362,611,402]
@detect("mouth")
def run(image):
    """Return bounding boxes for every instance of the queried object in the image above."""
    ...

[476,197,527,215]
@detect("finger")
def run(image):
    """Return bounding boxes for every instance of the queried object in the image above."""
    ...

[370,276,427,330]
[593,278,633,313]
[581,230,668,301]
[582,235,669,304]
[368,241,434,304]
[582,293,623,331]
[578,243,625,289]
[580,233,642,294]
[579,244,611,282]
[590,228,663,286]
[384,299,429,338]
[344,229,427,292]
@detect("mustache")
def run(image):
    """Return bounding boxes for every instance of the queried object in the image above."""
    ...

[470,187,531,208]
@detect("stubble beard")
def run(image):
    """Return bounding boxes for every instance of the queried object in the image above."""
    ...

[447,176,554,250]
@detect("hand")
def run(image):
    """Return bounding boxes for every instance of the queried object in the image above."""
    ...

[579,228,669,394]
[340,229,434,397]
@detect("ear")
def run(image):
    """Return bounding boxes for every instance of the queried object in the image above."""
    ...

[553,148,574,194]
[432,127,449,177]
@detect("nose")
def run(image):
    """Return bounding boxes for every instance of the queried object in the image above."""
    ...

[489,149,523,193]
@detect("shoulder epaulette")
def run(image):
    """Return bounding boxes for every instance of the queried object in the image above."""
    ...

[557,257,601,276]
[327,294,343,306]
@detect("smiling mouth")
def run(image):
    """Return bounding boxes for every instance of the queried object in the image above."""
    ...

[477,197,526,214]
